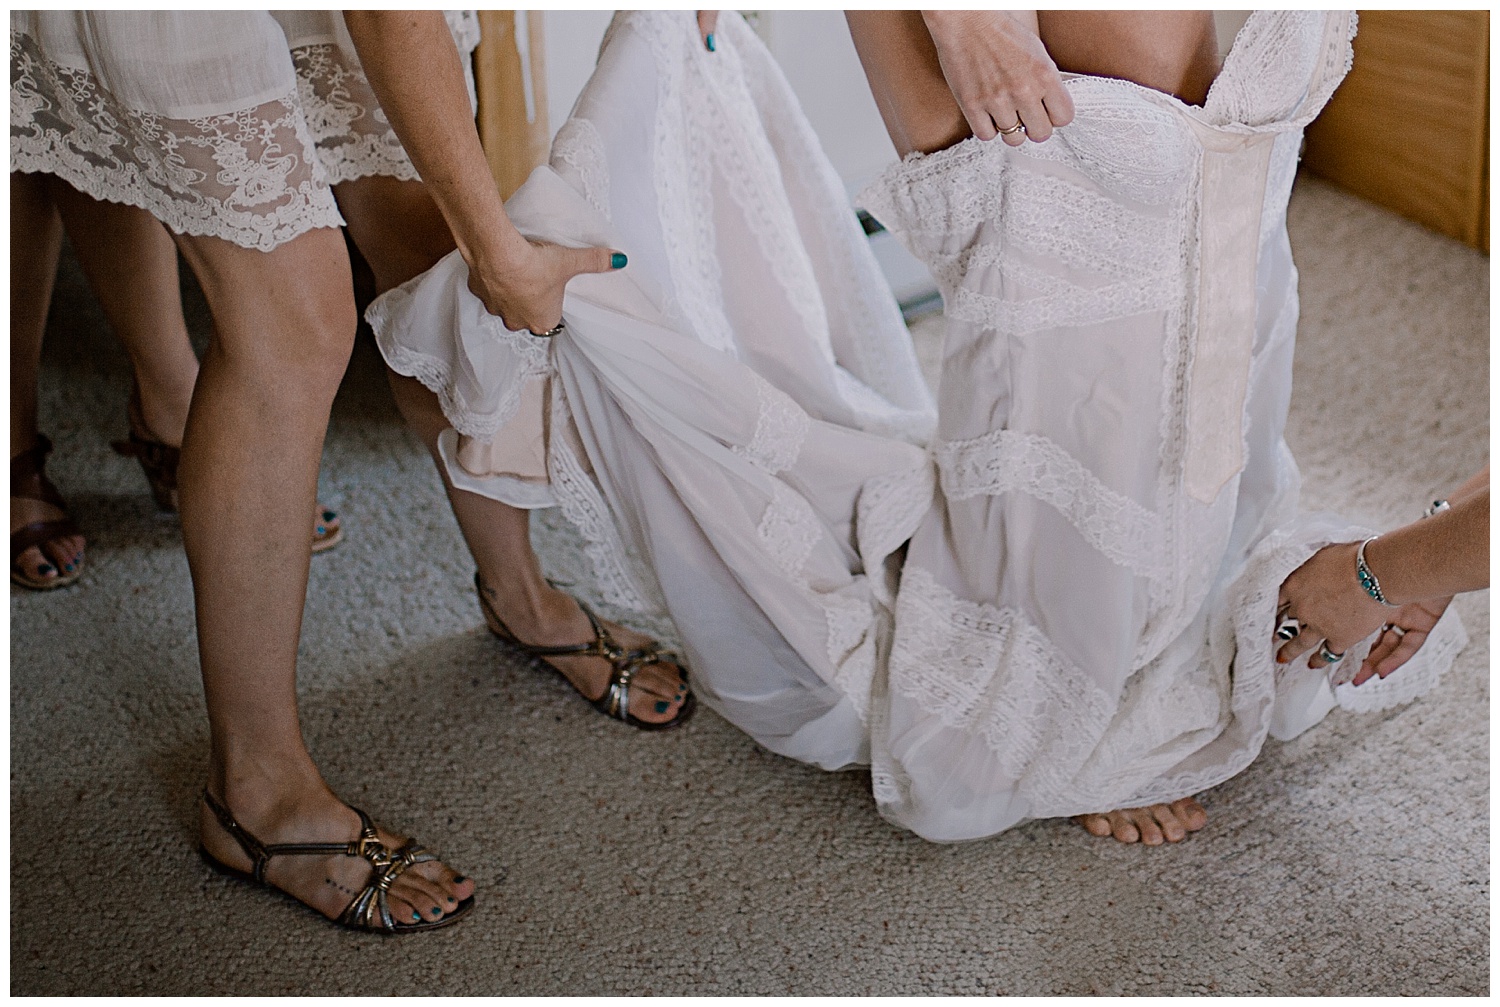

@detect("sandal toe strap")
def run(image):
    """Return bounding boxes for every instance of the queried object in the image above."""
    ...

[339,838,437,931]
[11,518,81,563]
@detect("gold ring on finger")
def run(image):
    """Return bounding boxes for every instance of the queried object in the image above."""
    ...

[998,120,1026,136]
[528,321,566,338]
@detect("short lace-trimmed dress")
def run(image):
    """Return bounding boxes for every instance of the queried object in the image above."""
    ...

[10,11,478,251]
[373,10,1466,842]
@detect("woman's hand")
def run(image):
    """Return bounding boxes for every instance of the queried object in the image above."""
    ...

[1275,541,1391,671]
[921,10,1075,146]
[1349,596,1452,686]
[467,239,625,335]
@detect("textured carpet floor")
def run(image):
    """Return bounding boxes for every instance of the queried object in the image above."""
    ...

[10,175,1488,995]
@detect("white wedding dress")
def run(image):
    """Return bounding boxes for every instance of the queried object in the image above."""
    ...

[372,11,1466,842]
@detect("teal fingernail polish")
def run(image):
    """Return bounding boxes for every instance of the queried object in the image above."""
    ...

[705,33,716,52]
[611,252,628,269]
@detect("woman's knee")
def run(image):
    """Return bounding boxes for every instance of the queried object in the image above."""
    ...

[177,227,358,387]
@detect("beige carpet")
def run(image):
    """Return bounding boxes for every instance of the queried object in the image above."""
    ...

[11,175,1488,995]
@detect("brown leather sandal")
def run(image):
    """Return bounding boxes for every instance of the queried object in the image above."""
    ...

[476,572,696,731]
[112,389,344,552]
[199,789,474,934]
[11,435,84,590]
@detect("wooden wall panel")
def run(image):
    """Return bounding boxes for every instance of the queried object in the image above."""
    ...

[473,11,550,200]
[1302,11,1489,251]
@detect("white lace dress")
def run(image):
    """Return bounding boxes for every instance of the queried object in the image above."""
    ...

[371,11,1466,842]
[10,11,478,251]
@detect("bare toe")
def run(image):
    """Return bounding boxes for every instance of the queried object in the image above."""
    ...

[1148,803,1187,843]
[1106,810,1141,844]
[1171,797,1207,832]
[1076,813,1113,838]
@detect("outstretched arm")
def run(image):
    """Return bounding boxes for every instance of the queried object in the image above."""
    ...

[1276,467,1489,680]
[343,11,624,334]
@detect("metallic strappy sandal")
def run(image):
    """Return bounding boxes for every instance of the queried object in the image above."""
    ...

[476,572,696,731]
[198,789,474,934]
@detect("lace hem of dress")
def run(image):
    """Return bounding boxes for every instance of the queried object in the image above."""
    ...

[11,31,343,252]
[367,281,554,443]
[290,43,419,186]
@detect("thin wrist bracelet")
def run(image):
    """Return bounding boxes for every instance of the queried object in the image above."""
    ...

[1355,535,1398,607]
[1423,499,1450,519]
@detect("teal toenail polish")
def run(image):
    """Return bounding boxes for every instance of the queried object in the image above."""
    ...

[37,563,54,575]
[64,563,74,571]
[447,896,456,904]
[316,525,326,535]
[432,907,443,916]
[412,911,421,921]
[655,700,670,714]
[322,509,337,521]
[453,875,466,884]
[611,252,628,269]
[705,33,716,52]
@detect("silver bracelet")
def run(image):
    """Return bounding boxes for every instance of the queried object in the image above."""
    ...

[1355,535,1398,607]
[1423,499,1450,519]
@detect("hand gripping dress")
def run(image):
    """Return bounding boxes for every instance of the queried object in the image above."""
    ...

[11,11,478,250]
[371,11,1466,842]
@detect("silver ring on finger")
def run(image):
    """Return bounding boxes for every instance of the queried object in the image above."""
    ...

[1385,624,1406,638]
[997,119,1026,136]
[1317,641,1345,664]
[528,321,566,338]
[1275,617,1302,642]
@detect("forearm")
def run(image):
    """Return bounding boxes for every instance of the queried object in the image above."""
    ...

[342,11,529,272]
[1363,486,1488,604]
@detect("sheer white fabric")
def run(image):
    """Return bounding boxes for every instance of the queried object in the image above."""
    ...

[10,11,479,250]
[371,11,1466,841]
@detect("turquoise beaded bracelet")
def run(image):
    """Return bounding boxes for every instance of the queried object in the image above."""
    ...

[1355,536,1397,607]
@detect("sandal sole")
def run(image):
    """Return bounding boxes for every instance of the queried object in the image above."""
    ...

[198,846,476,935]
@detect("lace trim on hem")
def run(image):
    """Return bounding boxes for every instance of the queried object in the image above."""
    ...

[366,282,554,443]
[12,32,344,253]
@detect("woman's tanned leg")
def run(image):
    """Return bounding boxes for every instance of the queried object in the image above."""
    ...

[178,224,472,923]
[336,175,689,725]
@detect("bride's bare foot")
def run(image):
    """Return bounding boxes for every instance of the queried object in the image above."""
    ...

[1075,797,1207,845]
[477,574,692,727]
[199,781,475,930]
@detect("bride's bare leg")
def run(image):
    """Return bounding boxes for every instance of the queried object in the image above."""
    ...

[847,11,1220,843]
[845,10,1219,159]
[177,226,471,924]
[334,175,689,725]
